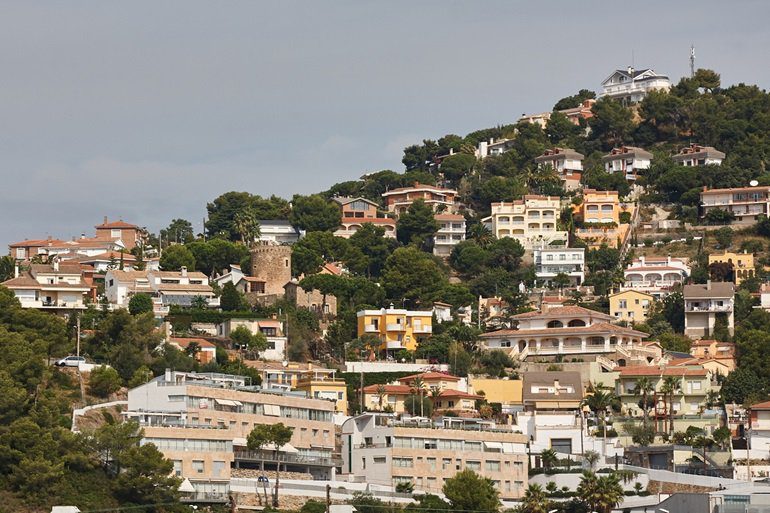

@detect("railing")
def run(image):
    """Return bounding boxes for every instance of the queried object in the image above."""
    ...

[364,325,379,333]
[685,305,732,312]
[596,355,617,370]
[234,449,339,467]
[181,492,230,503]
[413,326,432,334]
[386,323,406,331]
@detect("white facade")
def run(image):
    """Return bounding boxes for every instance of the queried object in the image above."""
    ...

[622,256,690,298]
[255,220,304,245]
[603,146,652,181]
[476,138,514,159]
[673,143,725,167]
[515,412,623,460]
[433,214,465,257]
[683,282,735,339]
[216,318,287,361]
[534,247,585,286]
[484,196,568,251]
[1,262,90,311]
[600,67,671,104]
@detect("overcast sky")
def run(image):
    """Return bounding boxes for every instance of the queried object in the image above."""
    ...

[2,0,769,246]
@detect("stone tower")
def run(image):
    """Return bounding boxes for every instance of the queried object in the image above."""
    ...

[249,243,292,297]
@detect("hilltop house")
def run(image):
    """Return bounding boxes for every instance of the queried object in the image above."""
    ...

[433,213,466,257]
[381,183,459,216]
[484,196,568,251]
[683,281,735,339]
[603,146,653,181]
[332,197,396,239]
[622,256,690,298]
[673,143,725,167]
[1,260,90,312]
[534,148,584,191]
[700,186,770,224]
[600,67,671,104]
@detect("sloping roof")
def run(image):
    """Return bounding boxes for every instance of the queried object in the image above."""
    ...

[434,214,465,221]
[8,238,66,248]
[601,68,668,85]
[534,148,584,162]
[156,283,214,293]
[31,263,83,275]
[673,144,725,161]
[362,384,412,395]
[169,337,217,349]
[602,146,654,161]
[512,306,613,321]
[436,389,483,400]
[381,183,457,196]
[1,275,42,289]
[701,185,770,195]
[522,372,583,402]
[95,219,138,229]
[332,196,379,207]
[749,400,770,410]
[398,372,460,384]
[683,282,734,299]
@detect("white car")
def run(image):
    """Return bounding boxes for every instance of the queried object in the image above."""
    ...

[55,356,86,367]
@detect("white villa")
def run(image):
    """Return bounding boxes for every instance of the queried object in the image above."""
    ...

[622,256,690,298]
[600,67,671,105]
[533,247,585,286]
[603,146,653,181]
[534,148,584,191]
[1,260,90,312]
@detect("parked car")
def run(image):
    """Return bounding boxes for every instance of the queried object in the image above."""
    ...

[55,356,86,367]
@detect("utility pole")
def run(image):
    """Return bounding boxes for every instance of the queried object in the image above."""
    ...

[76,313,81,358]
[326,483,331,513]
[690,45,696,78]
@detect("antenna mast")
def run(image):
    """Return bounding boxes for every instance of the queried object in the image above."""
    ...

[690,45,696,78]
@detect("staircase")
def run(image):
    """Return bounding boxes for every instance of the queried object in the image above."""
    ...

[596,355,618,371]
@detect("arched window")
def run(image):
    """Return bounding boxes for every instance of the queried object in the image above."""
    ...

[547,320,564,328]
[567,319,586,327]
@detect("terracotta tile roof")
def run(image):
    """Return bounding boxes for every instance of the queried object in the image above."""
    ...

[437,389,482,400]
[398,372,460,384]
[602,146,653,161]
[322,263,343,276]
[434,214,465,221]
[618,365,707,377]
[381,183,457,196]
[480,322,647,339]
[701,185,769,195]
[156,283,214,293]
[82,251,137,261]
[8,238,66,248]
[363,384,412,395]
[31,263,83,275]
[535,148,584,161]
[152,270,208,279]
[749,400,770,410]
[95,220,139,229]
[107,270,150,280]
[1,275,42,288]
[169,337,217,349]
[512,306,613,320]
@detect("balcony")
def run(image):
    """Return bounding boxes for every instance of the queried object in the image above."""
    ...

[386,323,406,331]
[685,304,733,313]
[413,325,432,334]
[386,341,406,350]
[364,324,379,333]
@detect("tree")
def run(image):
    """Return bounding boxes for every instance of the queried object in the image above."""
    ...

[160,218,195,246]
[721,368,768,405]
[442,469,500,513]
[588,97,634,150]
[128,366,154,388]
[0,255,15,282]
[449,241,489,277]
[404,394,433,418]
[554,88,596,111]
[634,377,655,427]
[577,471,624,513]
[348,223,396,278]
[660,376,681,434]
[127,293,153,315]
[231,325,267,357]
[540,448,558,471]
[486,237,525,272]
[713,226,734,248]
[290,194,342,232]
[247,423,294,506]
[382,247,448,307]
[206,191,289,240]
[89,366,122,398]
[439,153,477,182]
[520,483,549,513]
[233,208,261,244]
[159,244,195,271]
[112,442,181,507]
[396,199,439,250]
[478,350,515,377]
[220,282,247,312]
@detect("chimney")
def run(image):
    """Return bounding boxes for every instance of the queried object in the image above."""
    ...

[627,66,634,75]
[706,280,712,291]
[14,263,19,279]
[103,216,108,225]
[180,266,188,277]
[53,259,59,272]
[80,233,86,240]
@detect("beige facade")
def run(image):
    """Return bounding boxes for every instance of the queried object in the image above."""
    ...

[341,414,528,498]
[609,290,654,324]
[708,251,755,286]
[126,370,338,497]
[484,196,568,250]
[700,186,770,224]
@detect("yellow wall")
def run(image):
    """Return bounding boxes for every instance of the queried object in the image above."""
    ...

[609,290,653,324]
[468,378,523,405]
[296,379,348,414]
[357,311,433,352]
[708,251,755,286]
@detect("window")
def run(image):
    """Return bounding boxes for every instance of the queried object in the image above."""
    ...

[442,458,452,470]
[212,461,225,477]
[373,457,386,464]
[172,460,182,476]
[393,457,413,468]
[485,460,501,472]
[192,460,205,474]
[618,300,627,309]
[427,457,436,470]
[466,460,481,471]
[111,229,121,238]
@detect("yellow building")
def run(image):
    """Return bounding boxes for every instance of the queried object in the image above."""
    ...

[468,377,523,408]
[574,188,630,249]
[357,306,433,355]
[610,290,654,324]
[708,250,755,286]
[295,372,349,415]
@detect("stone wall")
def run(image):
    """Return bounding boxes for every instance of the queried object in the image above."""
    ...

[250,245,292,297]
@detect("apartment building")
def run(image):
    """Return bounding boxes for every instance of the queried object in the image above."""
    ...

[433,213,466,257]
[600,67,671,105]
[105,267,219,315]
[533,247,585,286]
[708,251,756,286]
[357,306,433,355]
[332,197,397,239]
[622,256,690,297]
[478,305,647,362]
[534,148,584,191]
[683,281,735,339]
[615,363,715,417]
[255,220,304,245]
[1,260,90,312]
[574,189,628,249]
[610,290,654,324]
[484,196,568,250]
[602,146,653,181]
[341,413,528,499]
[700,186,770,224]
[126,370,338,499]
[558,98,596,125]
[362,372,475,415]
[672,143,725,167]
[381,182,458,216]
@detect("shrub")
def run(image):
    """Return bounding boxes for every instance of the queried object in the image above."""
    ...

[89,366,122,398]
[128,293,153,315]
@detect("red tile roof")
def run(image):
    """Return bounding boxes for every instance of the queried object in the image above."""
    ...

[95,220,139,229]
[512,306,613,320]
[437,389,482,400]
[398,372,460,384]
[362,384,412,395]
[8,238,66,248]
[749,400,770,410]
[170,337,217,349]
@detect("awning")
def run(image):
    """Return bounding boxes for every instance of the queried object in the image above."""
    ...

[233,437,248,447]
[484,441,503,451]
[262,404,281,416]
[178,478,196,493]
[265,442,298,453]
[215,398,243,407]
[534,401,581,409]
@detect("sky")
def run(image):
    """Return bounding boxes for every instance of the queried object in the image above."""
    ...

[1,0,769,246]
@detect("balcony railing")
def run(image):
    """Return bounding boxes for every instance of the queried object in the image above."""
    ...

[685,304,732,313]
[364,325,379,333]
[413,326,432,334]
[234,449,340,467]
[386,323,406,331]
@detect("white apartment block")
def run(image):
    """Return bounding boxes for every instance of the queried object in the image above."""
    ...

[603,146,653,181]
[622,256,690,298]
[534,247,585,286]
[433,214,465,257]
[341,413,528,499]
[484,196,568,251]
[700,186,770,224]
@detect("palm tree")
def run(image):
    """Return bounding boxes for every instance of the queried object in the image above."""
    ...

[582,383,618,435]
[660,376,681,435]
[584,450,600,470]
[634,377,655,428]
[540,448,559,471]
[467,223,494,248]
[376,384,387,411]
[233,208,261,245]
[410,376,426,417]
[520,484,549,513]
[577,471,624,513]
